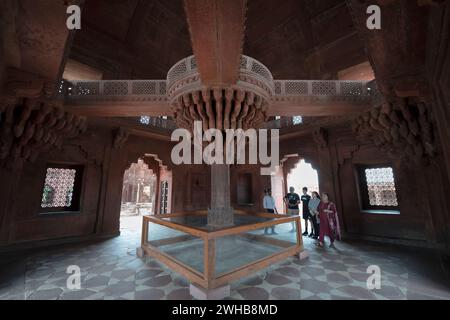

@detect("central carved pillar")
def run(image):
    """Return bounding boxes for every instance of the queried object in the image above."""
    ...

[167,54,274,229]
[208,164,234,227]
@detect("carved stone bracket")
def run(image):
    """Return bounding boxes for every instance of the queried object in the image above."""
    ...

[313,127,328,149]
[0,68,88,169]
[173,88,268,131]
[113,127,129,150]
[353,97,436,164]
[0,97,87,170]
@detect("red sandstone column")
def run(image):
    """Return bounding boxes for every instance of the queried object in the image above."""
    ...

[208,164,234,227]
[186,169,193,211]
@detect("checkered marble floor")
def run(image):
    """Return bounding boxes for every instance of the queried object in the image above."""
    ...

[0,216,449,300]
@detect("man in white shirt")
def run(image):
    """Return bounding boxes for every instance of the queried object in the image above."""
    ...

[263,188,277,235]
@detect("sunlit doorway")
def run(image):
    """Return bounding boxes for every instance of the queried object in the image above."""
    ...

[120,159,157,232]
[287,159,319,233]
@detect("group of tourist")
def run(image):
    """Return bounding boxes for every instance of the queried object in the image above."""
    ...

[262,187,341,248]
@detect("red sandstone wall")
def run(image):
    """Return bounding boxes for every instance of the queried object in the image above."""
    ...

[230,165,271,213]
[0,119,449,251]
[170,164,210,213]
[0,125,112,246]
[0,123,175,249]
[169,163,271,214]
[280,124,450,249]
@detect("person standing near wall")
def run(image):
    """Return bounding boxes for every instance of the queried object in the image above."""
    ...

[301,187,312,237]
[284,186,300,233]
[263,188,277,235]
[308,191,321,239]
[316,192,341,248]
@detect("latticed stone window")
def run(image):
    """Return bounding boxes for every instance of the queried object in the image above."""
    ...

[365,168,398,207]
[40,165,83,212]
[292,116,303,125]
[358,165,399,212]
[140,116,168,126]
[140,116,150,125]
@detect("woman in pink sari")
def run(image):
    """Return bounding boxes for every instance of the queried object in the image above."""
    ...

[316,192,341,248]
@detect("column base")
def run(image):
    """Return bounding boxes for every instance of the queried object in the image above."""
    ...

[189,284,230,300]
[136,247,145,259]
[207,207,234,227]
[298,250,309,260]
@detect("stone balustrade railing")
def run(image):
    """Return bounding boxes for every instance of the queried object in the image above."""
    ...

[166,55,275,106]
[273,80,377,99]
[58,59,382,132]
[59,80,167,100]
[59,79,380,102]
[166,55,274,89]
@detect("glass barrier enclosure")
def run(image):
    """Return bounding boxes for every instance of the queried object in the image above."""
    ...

[140,212,303,290]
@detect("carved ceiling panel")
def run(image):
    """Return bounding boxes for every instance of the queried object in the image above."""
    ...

[70,0,366,81]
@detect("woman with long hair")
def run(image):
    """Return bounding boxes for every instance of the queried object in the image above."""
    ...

[316,192,341,248]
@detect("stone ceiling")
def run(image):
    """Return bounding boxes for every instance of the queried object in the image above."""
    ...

[70,0,192,79]
[69,0,367,81]
[244,0,366,79]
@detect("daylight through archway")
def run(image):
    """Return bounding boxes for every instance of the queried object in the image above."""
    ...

[287,159,320,232]
[120,159,157,232]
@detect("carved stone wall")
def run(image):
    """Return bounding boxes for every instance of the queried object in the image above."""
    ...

[353,98,437,164]
[279,120,450,250]
[0,98,87,170]
[424,0,450,251]
[426,0,450,186]
[0,119,175,249]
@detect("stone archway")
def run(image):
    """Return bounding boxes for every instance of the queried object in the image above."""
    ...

[286,159,320,197]
[119,153,172,233]
[121,159,157,217]
[277,154,320,234]
[271,154,320,214]
[123,153,172,216]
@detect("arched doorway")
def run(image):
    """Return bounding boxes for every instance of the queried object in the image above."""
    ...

[120,159,157,232]
[287,159,319,196]
[286,159,319,232]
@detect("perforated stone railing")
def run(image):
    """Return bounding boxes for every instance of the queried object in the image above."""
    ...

[167,55,198,89]
[59,59,382,132]
[166,55,274,87]
[273,80,378,100]
[239,55,274,83]
[166,56,201,101]
[237,55,274,100]
[60,79,379,101]
[59,80,168,100]
[166,55,275,103]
